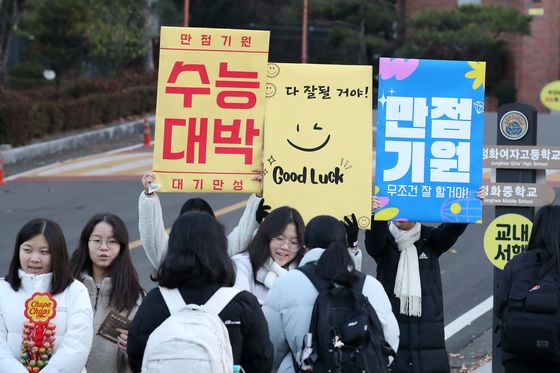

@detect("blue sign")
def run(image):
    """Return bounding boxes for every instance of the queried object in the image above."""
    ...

[375,58,485,223]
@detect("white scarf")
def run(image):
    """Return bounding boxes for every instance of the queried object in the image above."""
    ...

[257,258,297,289]
[389,222,422,317]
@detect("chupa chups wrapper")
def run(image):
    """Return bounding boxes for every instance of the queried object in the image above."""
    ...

[21,292,57,371]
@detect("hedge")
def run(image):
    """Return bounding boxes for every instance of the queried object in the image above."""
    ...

[0,74,157,146]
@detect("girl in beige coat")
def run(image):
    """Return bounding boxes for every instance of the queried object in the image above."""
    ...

[71,213,144,373]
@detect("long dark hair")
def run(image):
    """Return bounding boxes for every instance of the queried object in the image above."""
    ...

[153,211,235,288]
[179,197,215,217]
[6,218,73,295]
[528,205,560,277]
[71,213,143,312]
[245,206,305,282]
[305,215,358,284]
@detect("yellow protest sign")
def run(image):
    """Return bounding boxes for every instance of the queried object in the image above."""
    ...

[263,63,372,227]
[153,27,270,193]
[483,213,532,269]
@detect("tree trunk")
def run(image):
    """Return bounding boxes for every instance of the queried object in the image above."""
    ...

[395,0,406,50]
[142,0,154,73]
[0,0,24,89]
[358,18,367,65]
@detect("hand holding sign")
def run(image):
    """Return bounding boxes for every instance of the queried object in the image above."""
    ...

[340,213,359,247]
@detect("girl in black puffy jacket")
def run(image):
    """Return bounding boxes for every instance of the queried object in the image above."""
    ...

[496,205,560,373]
[127,211,273,373]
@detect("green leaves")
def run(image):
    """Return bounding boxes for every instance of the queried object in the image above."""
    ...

[20,0,150,79]
[408,5,530,37]
[397,4,532,96]
[308,0,398,64]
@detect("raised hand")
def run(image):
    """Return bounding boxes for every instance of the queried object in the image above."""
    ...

[371,195,381,212]
[141,172,155,191]
[251,165,264,197]
[340,213,359,247]
[255,199,271,224]
[477,186,487,201]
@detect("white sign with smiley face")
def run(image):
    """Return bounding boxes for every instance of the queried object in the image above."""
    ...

[263,63,373,227]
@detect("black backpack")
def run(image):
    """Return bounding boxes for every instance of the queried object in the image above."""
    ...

[500,249,560,358]
[294,263,395,373]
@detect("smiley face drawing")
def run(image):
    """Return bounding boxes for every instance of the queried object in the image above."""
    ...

[267,63,280,78]
[266,83,277,98]
[358,216,370,229]
[287,122,331,152]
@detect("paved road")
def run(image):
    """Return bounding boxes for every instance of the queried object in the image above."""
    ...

[1,111,558,371]
[0,141,494,360]
[0,156,249,290]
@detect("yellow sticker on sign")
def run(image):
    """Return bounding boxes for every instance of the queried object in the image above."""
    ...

[483,213,532,269]
[540,80,560,111]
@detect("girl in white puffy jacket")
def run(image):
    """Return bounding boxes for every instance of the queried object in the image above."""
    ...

[262,215,399,372]
[0,218,93,373]
[232,206,305,304]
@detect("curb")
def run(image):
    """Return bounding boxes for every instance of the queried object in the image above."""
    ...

[1,116,155,167]
[472,361,491,372]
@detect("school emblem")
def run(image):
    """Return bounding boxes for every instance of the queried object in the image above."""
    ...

[499,111,528,141]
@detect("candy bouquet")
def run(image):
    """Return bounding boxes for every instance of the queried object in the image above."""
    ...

[20,292,57,372]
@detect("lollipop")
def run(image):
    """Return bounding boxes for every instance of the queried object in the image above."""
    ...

[20,293,57,371]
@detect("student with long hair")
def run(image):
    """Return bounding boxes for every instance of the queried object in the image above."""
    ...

[139,172,267,267]
[71,213,144,373]
[127,211,273,373]
[0,218,93,373]
[232,206,305,303]
[262,215,399,372]
[496,205,560,373]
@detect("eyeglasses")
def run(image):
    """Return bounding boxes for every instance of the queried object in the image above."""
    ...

[88,238,120,250]
[271,236,300,252]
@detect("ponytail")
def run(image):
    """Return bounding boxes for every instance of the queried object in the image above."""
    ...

[316,241,359,285]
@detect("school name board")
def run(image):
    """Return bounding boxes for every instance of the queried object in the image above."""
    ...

[374,58,485,223]
[483,145,560,169]
[483,182,556,207]
[152,27,270,193]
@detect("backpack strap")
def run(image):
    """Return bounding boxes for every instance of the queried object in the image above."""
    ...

[295,263,327,370]
[159,286,187,315]
[204,287,242,315]
[354,271,366,291]
[298,262,331,292]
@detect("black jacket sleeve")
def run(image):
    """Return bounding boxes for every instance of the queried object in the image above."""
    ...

[364,219,391,261]
[236,292,274,373]
[495,266,514,321]
[127,288,169,372]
